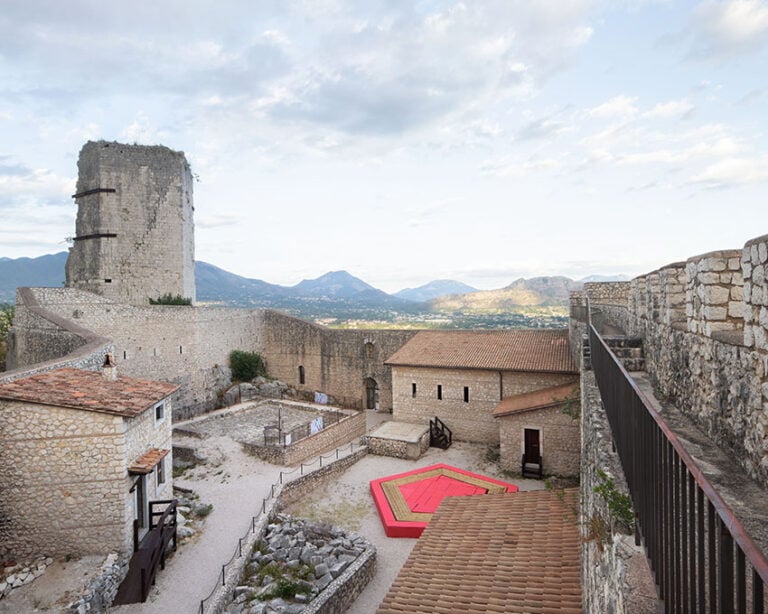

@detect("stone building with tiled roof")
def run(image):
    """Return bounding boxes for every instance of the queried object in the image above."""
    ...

[377,489,582,614]
[0,363,177,558]
[385,330,578,444]
[493,381,581,477]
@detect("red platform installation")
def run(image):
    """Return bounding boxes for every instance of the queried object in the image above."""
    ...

[370,463,518,538]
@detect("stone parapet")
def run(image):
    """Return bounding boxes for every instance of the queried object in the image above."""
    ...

[686,249,744,340]
[743,234,768,351]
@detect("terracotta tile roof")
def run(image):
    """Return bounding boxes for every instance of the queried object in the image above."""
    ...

[384,330,577,373]
[493,382,579,418]
[377,489,582,614]
[129,448,169,474]
[0,368,178,417]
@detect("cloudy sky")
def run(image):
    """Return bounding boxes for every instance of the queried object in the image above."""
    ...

[2,1,767,292]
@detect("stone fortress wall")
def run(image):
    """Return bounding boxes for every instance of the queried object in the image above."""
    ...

[65,141,196,306]
[6,288,419,418]
[575,232,768,489]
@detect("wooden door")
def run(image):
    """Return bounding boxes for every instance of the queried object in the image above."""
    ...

[524,428,540,460]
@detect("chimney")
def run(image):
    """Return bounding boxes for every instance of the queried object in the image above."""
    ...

[102,353,118,382]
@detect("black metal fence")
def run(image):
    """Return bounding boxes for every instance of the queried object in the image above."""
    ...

[590,324,768,613]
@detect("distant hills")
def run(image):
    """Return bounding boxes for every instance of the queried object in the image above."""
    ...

[0,253,628,323]
[395,280,478,302]
[0,252,68,302]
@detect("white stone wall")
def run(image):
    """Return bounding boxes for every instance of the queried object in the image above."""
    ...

[0,402,128,557]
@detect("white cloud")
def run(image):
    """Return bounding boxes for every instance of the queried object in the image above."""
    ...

[693,0,768,56]
[691,156,768,187]
[588,95,639,119]
[644,98,695,118]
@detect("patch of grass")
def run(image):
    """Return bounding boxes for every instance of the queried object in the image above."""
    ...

[258,578,309,601]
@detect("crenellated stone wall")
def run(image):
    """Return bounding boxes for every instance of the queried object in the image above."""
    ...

[685,250,744,340]
[580,232,768,489]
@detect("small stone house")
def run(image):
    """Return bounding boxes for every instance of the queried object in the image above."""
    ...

[385,330,578,443]
[493,381,580,478]
[0,364,178,559]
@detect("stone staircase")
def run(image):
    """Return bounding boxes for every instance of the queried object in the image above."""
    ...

[583,334,645,371]
[603,336,645,371]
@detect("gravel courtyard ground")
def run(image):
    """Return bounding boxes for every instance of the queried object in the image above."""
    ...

[0,406,546,613]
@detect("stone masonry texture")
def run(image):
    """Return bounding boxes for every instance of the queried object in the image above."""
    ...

[65,141,195,306]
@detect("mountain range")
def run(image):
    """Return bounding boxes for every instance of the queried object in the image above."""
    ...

[0,252,627,317]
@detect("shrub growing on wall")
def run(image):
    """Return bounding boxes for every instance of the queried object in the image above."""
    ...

[230,350,267,381]
[149,293,192,305]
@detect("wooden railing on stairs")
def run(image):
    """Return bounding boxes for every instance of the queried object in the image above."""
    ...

[429,417,453,449]
[113,499,177,605]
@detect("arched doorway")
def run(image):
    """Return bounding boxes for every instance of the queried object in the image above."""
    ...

[364,377,379,411]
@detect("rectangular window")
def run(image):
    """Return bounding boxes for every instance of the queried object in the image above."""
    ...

[156,458,166,488]
[464,386,469,403]
[411,383,417,398]
[437,385,442,400]
[154,401,165,425]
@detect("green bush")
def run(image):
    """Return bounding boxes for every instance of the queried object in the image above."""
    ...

[230,350,267,381]
[149,293,192,305]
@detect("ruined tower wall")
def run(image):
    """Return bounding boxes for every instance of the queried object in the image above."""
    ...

[65,141,195,306]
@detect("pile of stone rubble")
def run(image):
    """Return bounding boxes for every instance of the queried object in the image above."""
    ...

[0,556,53,599]
[224,513,371,614]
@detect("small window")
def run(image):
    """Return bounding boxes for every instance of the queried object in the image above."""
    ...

[299,365,305,385]
[437,385,442,400]
[154,402,165,425]
[156,457,166,488]
[463,386,469,403]
[365,342,374,359]
[411,383,417,398]
[179,345,183,354]
[104,278,112,283]
[123,350,127,360]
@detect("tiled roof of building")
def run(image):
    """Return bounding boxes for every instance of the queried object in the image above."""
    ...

[493,382,579,418]
[0,368,178,417]
[377,489,582,614]
[129,448,170,474]
[384,329,577,373]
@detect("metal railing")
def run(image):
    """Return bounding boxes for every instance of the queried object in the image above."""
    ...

[590,324,768,613]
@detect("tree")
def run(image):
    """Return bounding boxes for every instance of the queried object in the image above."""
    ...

[229,350,267,381]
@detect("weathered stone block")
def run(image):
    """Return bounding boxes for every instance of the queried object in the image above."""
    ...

[702,306,727,321]
[702,286,730,305]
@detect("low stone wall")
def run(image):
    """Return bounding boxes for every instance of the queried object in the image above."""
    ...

[580,368,639,614]
[363,430,430,460]
[302,546,376,614]
[243,411,366,466]
[66,553,129,614]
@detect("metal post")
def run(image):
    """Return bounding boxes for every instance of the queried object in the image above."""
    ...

[221,565,226,586]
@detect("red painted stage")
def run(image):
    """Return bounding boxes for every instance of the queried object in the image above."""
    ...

[370,463,518,538]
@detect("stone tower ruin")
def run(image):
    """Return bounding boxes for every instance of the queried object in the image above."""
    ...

[65,141,196,305]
